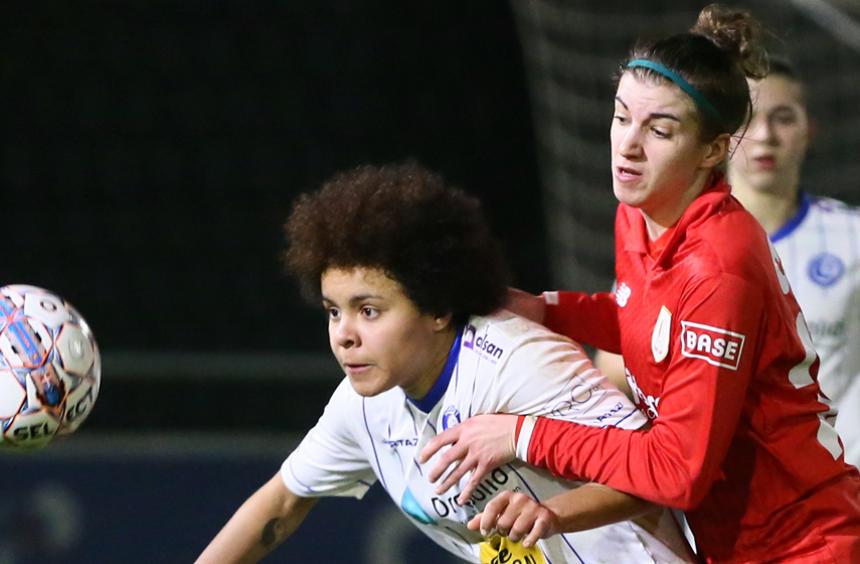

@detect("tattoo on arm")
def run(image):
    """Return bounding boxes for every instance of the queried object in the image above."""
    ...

[261,518,282,548]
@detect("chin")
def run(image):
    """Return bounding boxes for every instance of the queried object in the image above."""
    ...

[614,186,645,208]
[347,376,388,397]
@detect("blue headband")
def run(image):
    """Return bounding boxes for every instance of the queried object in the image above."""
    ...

[626,59,721,121]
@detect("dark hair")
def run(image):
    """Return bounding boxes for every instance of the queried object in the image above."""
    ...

[623,4,770,141]
[763,55,807,109]
[283,162,510,325]
[767,56,800,81]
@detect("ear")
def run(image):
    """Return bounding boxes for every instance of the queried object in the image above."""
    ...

[433,313,454,332]
[701,133,731,169]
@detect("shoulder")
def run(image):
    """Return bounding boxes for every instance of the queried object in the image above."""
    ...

[679,200,772,282]
[461,310,577,360]
[807,195,860,229]
[809,195,860,215]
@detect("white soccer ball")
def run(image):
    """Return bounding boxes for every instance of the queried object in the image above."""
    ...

[0,285,100,449]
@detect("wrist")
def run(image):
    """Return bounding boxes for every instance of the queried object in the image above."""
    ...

[515,415,537,462]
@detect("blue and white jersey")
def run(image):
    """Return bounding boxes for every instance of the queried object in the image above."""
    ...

[282,310,692,563]
[772,194,860,467]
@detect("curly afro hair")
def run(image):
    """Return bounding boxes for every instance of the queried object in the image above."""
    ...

[284,161,510,325]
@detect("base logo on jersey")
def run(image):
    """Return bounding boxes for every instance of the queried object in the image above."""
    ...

[808,252,844,287]
[680,321,745,370]
[651,306,671,363]
[463,324,504,363]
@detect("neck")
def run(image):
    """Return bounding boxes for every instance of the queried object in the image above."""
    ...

[642,169,713,240]
[404,328,457,401]
[730,180,800,235]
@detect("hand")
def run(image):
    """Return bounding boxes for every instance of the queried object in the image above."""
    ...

[504,288,545,323]
[418,413,518,504]
[467,491,560,548]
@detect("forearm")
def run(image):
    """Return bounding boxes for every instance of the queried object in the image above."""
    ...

[196,473,318,564]
[543,482,655,533]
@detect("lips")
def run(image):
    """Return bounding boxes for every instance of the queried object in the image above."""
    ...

[752,155,776,170]
[343,363,371,375]
[615,165,643,182]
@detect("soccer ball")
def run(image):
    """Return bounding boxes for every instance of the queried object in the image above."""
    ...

[0,285,101,449]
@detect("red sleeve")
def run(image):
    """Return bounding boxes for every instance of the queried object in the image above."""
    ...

[543,290,621,353]
[529,274,763,510]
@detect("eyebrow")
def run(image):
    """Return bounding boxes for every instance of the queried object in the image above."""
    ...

[615,96,681,122]
[322,293,383,306]
[769,104,798,114]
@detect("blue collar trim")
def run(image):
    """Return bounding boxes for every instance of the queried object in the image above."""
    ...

[771,192,811,243]
[407,330,462,413]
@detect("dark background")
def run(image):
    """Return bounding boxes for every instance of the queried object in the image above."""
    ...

[2,3,858,562]
[2,2,547,433]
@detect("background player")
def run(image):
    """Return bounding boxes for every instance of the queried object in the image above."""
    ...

[419,5,860,562]
[195,163,692,563]
[728,57,860,468]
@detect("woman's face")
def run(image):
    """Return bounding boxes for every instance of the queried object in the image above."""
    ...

[729,75,810,197]
[322,266,452,399]
[610,72,724,230]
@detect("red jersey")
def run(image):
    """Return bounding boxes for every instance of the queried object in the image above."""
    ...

[524,176,860,562]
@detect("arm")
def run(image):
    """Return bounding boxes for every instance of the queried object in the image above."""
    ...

[468,481,655,547]
[196,473,318,564]
[543,291,621,353]
[528,275,762,509]
[504,288,621,353]
[425,275,764,510]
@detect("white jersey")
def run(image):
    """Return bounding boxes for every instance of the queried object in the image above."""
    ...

[282,310,693,563]
[772,194,860,466]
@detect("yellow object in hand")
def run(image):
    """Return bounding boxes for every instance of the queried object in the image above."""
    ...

[479,535,547,564]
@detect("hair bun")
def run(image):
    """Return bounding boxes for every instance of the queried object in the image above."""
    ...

[691,3,769,80]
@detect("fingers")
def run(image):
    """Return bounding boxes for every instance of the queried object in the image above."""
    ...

[436,456,479,496]
[418,426,461,464]
[426,441,468,484]
[467,492,554,548]
[454,464,491,504]
[467,512,482,531]
[477,493,510,536]
[521,515,552,548]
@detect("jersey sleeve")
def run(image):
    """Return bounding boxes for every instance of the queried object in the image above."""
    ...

[484,322,646,431]
[522,274,764,510]
[281,378,377,499]
[543,290,622,353]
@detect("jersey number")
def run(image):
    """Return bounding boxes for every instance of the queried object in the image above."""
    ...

[771,240,843,459]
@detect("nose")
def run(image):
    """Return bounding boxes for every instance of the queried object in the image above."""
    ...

[617,126,644,159]
[745,115,775,144]
[331,315,358,350]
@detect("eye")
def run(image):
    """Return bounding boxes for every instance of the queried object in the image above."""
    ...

[326,307,341,321]
[651,127,670,139]
[360,306,380,319]
[613,114,629,125]
[772,113,798,126]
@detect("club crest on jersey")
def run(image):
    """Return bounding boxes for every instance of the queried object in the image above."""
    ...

[651,306,671,363]
[615,282,632,307]
[441,406,461,430]
[808,252,844,287]
[681,321,745,370]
